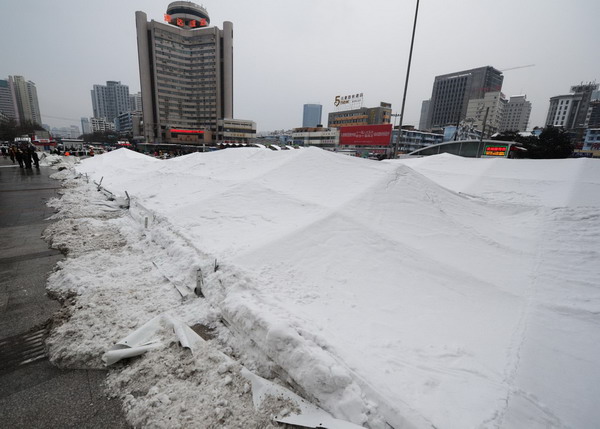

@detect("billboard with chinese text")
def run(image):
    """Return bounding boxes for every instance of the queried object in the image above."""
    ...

[339,124,392,146]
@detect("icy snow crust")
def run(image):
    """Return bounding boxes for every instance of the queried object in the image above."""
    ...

[45,148,600,428]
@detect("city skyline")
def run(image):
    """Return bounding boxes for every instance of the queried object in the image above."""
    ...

[1,0,599,132]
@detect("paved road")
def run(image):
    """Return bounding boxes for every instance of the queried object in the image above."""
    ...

[0,156,129,428]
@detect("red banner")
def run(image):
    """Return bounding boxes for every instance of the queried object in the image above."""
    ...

[170,129,204,134]
[339,124,392,146]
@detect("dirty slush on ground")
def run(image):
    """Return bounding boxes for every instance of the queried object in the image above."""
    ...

[42,166,303,428]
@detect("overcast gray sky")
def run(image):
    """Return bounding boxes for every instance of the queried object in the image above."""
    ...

[2,0,599,132]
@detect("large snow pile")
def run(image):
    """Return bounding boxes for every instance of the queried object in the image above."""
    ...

[45,148,600,428]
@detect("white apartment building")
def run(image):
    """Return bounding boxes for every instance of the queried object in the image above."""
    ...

[90,117,116,133]
[545,83,598,130]
[91,81,130,122]
[465,91,506,137]
[500,95,532,132]
[546,95,577,128]
[129,92,142,112]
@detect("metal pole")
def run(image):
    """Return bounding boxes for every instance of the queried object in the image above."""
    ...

[392,0,420,159]
[480,107,490,142]
[453,109,462,141]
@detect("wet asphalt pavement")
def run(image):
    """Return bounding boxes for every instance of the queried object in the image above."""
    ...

[0,156,129,428]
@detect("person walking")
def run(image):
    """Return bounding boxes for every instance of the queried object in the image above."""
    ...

[14,147,24,168]
[8,145,16,164]
[29,145,40,169]
[20,143,32,169]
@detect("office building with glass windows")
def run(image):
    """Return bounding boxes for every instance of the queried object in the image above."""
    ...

[136,1,233,144]
[425,66,504,130]
[302,104,322,127]
[0,79,18,122]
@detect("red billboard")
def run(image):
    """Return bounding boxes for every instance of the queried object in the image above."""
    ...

[339,124,392,146]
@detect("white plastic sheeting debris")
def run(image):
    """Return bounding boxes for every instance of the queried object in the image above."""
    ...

[241,368,364,429]
[151,260,192,300]
[103,314,364,427]
[102,314,202,365]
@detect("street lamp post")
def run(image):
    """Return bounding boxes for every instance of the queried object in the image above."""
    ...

[392,0,420,159]
[390,113,401,151]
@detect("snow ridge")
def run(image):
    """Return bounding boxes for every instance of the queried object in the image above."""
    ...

[47,148,600,428]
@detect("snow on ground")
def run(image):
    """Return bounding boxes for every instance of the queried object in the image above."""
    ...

[43,148,600,428]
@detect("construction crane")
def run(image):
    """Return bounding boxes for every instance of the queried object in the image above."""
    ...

[42,114,82,122]
[500,64,535,72]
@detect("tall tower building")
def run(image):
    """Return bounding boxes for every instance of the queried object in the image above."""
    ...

[426,66,504,129]
[0,79,19,122]
[418,100,430,130]
[499,95,532,132]
[81,117,91,135]
[91,81,130,122]
[10,76,42,125]
[136,2,233,144]
[130,92,143,112]
[302,104,322,127]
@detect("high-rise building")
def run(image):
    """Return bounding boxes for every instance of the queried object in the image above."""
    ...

[418,100,430,130]
[302,104,322,127]
[465,91,506,137]
[136,2,233,144]
[129,92,143,112]
[426,66,504,129]
[91,81,130,122]
[499,95,532,132]
[545,83,599,132]
[9,76,42,125]
[81,117,91,135]
[0,79,19,122]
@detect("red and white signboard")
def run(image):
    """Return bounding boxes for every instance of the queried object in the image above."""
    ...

[339,124,392,146]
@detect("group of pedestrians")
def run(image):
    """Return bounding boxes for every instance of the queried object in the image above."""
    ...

[4,143,40,169]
